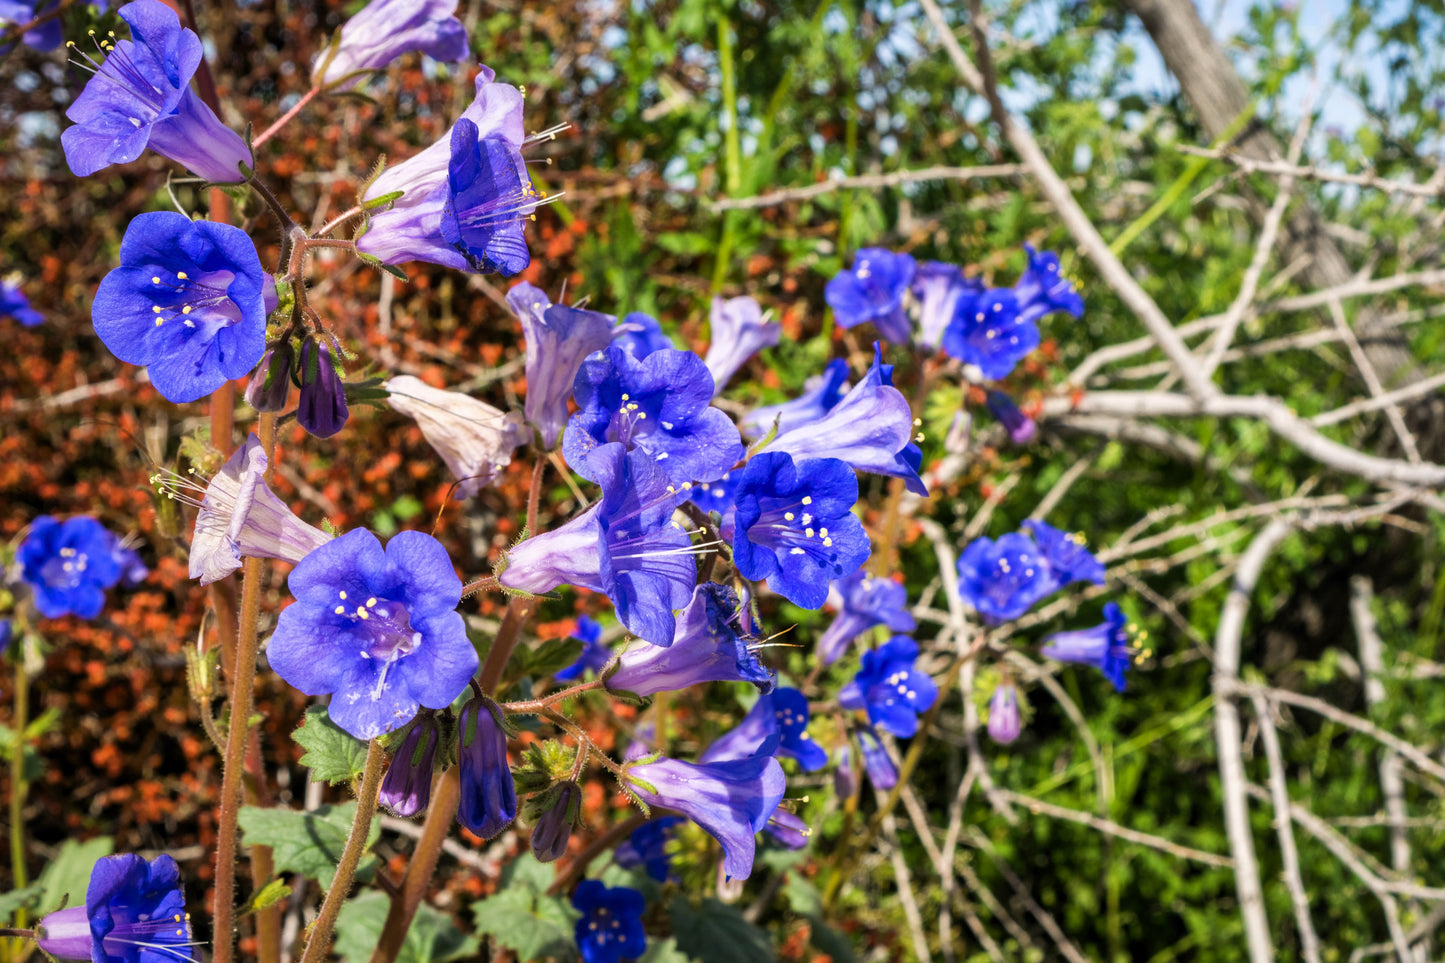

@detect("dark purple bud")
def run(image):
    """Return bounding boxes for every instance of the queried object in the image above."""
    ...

[457,697,517,839]
[297,336,349,439]
[380,716,440,817]
[530,781,581,863]
[987,681,1022,744]
[833,746,859,799]
[857,728,897,791]
[985,391,1037,445]
[245,341,296,413]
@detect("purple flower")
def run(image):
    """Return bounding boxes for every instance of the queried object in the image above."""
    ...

[856,727,897,790]
[956,532,1055,624]
[941,288,1038,381]
[267,529,479,740]
[824,247,916,343]
[758,344,926,496]
[18,516,123,619]
[312,0,469,89]
[564,345,744,487]
[457,696,517,839]
[606,583,773,696]
[500,443,695,647]
[439,117,536,275]
[764,807,810,850]
[92,211,270,404]
[731,452,870,609]
[35,853,189,963]
[1041,602,1135,692]
[688,469,741,516]
[912,261,981,350]
[626,751,786,880]
[385,375,527,499]
[1022,519,1105,587]
[571,881,646,963]
[987,680,1022,744]
[610,312,673,360]
[357,68,530,273]
[838,636,938,738]
[0,1,62,52]
[157,434,331,585]
[0,620,11,658]
[1,279,43,327]
[700,687,827,772]
[507,282,614,449]
[379,714,440,817]
[833,746,858,798]
[986,391,1037,444]
[245,341,296,412]
[1013,245,1083,326]
[554,615,611,682]
[107,535,149,588]
[704,295,780,393]
[739,358,850,439]
[531,781,581,863]
[614,817,681,882]
[297,336,349,439]
[816,569,917,665]
[62,1,250,182]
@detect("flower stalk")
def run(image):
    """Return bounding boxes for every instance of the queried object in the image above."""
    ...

[9,626,30,958]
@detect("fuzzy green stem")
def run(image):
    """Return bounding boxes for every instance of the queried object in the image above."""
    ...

[9,643,29,956]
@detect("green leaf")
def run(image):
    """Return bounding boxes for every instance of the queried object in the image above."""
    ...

[380,263,410,283]
[501,851,556,893]
[294,705,370,786]
[471,862,578,962]
[514,636,585,681]
[336,891,479,963]
[37,837,114,912]
[640,937,697,963]
[237,804,379,888]
[0,883,44,922]
[669,897,776,963]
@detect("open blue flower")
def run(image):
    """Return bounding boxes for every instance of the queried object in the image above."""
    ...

[838,636,938,738]
[1042,602,1135,692]
[816,569,916,665]
[19,516,124,620]
[956,531,1055,624]
[1014,245,1083,326]
[554,615,611,682]
[93,211,270,404]
[500,443,695,646]
[700,687,826,772]
[614,817,681,882]
[941,287,1039,381]
[35,853,189,963]
[912,261,982,350]
[759,345,926,495]
[739,358,850,440]
[457,696,517,838]
[564,345,743,486]
[267,529,478,740]
[606,583,773,695]
[439,117,536,276]
[508,283,615,449]
[825,247,916,344]
[1022,519,1105,587]
[571,881,647,963]
[611,312,674,360]
[312,0,469,89]
[731,452,870,609]
[1,279,43,327]
[704,295,780,393]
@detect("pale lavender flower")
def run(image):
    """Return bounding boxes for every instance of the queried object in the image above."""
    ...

[385,375,528,499]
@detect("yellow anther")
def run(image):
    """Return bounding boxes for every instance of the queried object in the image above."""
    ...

[181,305,192,314]
[801,496,812,505]
[176,271,187,279]
[784,512,794,521]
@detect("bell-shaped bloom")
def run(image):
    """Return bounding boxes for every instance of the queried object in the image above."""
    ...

[379,714,440,817]
[626,751,786,880]
[611,312,673,360]
[912,261,981,350]
[986,391,1036,445]
[838,636,938,739]
[564,346,743,486]
[358,68,534,274]
[700,687,826,772]
[457,696,517,839]
[267,529,478,740]
[765,806,810,850]
[297,336,349,438]
[500,443,695,646]
[987,681,1022,744]
[856,727,897,790]
[758,344,926,496]
[731,452,870,609]
[168,434,331,585]
[439,117,536,275]
[955,531,1055,624]
[385,375,527,499]
[245,341,296,412]
[606,583,773,696]
[554,614,611,682]
[614,817,681,882]
[824,247,916,344]
[704,296,780,393]
[312,0,469,89]
[816,569,916,665]
[739,358,850,440]
[507,282,614,449]
[1022,519,1105,588]
[1,279,43,327]
[531,781,581,863]
[571,881,647,963]
[18,516,123,620]
[941,287,1039,381]
[62,1,250,182]
[1014,245,1083,326]
[1041,602,1134,693]
[35,853,189,963]
[93,211,269,404]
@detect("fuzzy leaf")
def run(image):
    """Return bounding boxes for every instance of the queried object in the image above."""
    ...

[237,804,379,888]
[295,705,370,785]
[336,891,478,963]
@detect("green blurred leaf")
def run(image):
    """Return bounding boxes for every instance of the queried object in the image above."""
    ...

[669,897,775,963]
[0,883,44,922]
[336,891,479,963]
[37,837,114,912]
[471,881,577,961]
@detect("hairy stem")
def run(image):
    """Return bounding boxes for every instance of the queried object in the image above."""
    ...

[252,87,321,150]
[9,642,29,953]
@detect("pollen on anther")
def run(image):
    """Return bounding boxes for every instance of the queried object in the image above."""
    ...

[801,496,812,505]
[176,271,188,279]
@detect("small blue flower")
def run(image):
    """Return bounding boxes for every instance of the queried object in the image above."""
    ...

[838,636,938,738]
[507,283,614,449]
[824,247,917,344]
[739,358,850,440]
[19,516,124,620]
[704,295,780,393]
[606,583,773,696]
[267,529,479,740]
[956,531,1055,624]
[312,0,469,89]
[439,117,536,276]
[759,344,926,495]
[700,687,827,772]
[1014,245,1083,326]
[554,615,611,682]
[457,696,517,839]
[941,287,1039,381]
[1041,602,1135,692]
[571,881,647,963]
[35,853,189,963]
[987,680,1022,744]
[986,391,1037,445]
[912,261,982,350]
[816,569,917,665]
[297,336,349,438]
[1022,519,1105,587]
[93,211,270,404]
[614,817,681,882]
[611,312,674,360]
[731,452,870,610]
[1,279,43,327]
[688,469,741,516]
[379,714,440,817]
[564,345,744,487]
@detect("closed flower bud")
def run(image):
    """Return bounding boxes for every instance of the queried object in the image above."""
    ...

[297,336,349,439]
[530,781,581,863]
[987,681,1023,744]
[457,696,517,840]
[245,341,296,413]
[380,716,440,817]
